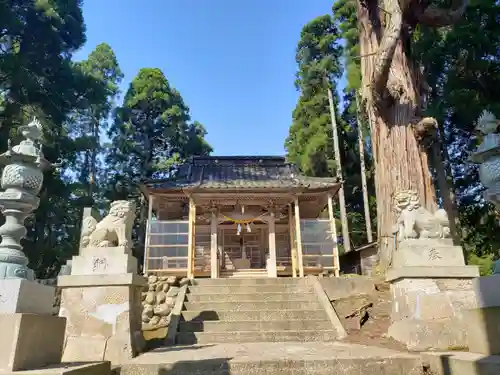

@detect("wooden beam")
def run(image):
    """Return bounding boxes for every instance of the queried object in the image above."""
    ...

[210,209,218,279]
[288,204,297,278]
[327,193,340,277]
[187,198,196,278]
[267,212,278,278]
[143,195,154,274]
[294,198,305,277]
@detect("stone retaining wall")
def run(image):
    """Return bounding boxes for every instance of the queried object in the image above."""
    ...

[141,275,189,334]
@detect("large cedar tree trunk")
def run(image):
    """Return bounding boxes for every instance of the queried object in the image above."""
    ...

[356,0,467,272]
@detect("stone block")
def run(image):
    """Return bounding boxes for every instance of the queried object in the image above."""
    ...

[387,265,479,282]
[62,336,107,362]
[393,239,466,268]
[319,276,375,300]
[58,273,145,365]
[473,274,500,308]
[423,351,500,375]
[387,273,478,351]
[465,306,500,355]
[0,279,55,315]
[78,245,129,258]
[391,290,455,321]
[0,313,66,371]
[387,317,468,351]
[71,253,137,276]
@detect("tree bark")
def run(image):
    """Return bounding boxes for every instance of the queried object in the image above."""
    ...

[356,0,467,273]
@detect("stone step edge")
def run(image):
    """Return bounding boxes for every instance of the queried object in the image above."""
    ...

[185,299,319,304]
[182,308,325,313]
[176,329,339,335]
[179,318,330,325]
[186,291,316,295]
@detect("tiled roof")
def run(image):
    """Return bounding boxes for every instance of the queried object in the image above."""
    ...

[143,156,340,191]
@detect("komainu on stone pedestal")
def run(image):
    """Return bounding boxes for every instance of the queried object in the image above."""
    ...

[58,200,146,365]
[386,190,479,351]
[80,200,135,249]
[392,190,450,241]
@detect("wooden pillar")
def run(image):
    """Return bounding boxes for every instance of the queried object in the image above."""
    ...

[210,209,218,279]
[143,194,154,274]
[288,204,297,277]
[327,193,340,277]
[294,198,305,277]
[187,198,196,279]
[267,212,278,278]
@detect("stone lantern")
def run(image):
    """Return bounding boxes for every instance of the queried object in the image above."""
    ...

[0,117,58,280]
[470,110,500,273]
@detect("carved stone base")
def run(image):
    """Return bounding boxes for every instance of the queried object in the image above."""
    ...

[386,264,479,351]
[0,313,66,371]
[392,239,466,268]
[71,246,137,275]
[57,273,146,365]
[0,278,55,315]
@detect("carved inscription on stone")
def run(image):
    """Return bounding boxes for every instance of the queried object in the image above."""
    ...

[92,257,108,272]
[428,248,442,261]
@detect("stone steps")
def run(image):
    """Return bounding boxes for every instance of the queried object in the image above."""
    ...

[178,319,333,332]
[181,308,327,322]
[175,277,336,345]
[185,291,317,302]
[187,284,312,294]
[122,342,422,375]
[219,269,269,279]
[183,299,321,311]
[192,277,306,285]
[176,329,340,344]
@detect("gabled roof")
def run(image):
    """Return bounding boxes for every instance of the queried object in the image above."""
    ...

[142,155,341,192]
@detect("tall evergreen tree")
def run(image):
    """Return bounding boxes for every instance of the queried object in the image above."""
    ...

[107,68,212,260]
[286,15,372,250]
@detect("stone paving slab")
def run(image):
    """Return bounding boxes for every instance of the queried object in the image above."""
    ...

[121,342,422,375]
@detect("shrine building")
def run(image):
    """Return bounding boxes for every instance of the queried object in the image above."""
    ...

[140,155,342,278]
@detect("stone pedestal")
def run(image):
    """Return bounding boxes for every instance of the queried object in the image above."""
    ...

[387,239,479,351]
[0,277,70,373]
[0,313,65,372]
[463,274,500,355]
[58,246,146,365]
[0,278,56,315]
[71,245,138,275]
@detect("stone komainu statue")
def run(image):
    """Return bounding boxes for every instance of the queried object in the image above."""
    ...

[80,200,136,249]
[392,190,450,241]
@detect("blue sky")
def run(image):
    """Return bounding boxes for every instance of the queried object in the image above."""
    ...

[74,0,338,156]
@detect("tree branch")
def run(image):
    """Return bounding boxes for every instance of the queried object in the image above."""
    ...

[371,0,403,107]
[416,0,468,27]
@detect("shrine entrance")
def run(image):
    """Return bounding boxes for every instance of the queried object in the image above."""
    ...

[219,224,268,270]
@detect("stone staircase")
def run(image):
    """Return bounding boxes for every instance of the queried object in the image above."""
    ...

[175,277,339,345]
[122,277,423,375]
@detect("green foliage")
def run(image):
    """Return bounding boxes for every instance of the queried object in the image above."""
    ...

[107,68,212,191]
[329,0,500,264]
[0,3,212,277]
[286,15,375,250]
[468,253,494,276]
[106,68,212,260]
